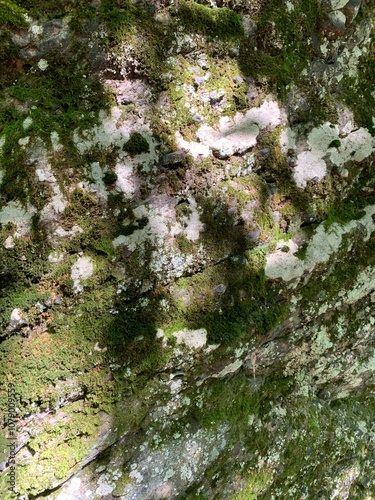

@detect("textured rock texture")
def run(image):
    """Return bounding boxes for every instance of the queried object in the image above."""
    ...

[0,0,374,498]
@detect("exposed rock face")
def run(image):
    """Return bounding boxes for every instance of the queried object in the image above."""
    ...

[0,0,374,498]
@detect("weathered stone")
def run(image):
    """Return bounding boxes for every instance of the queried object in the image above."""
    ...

[160,151,186,166]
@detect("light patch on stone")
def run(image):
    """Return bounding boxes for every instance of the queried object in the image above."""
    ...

[345,267,375,305]
[18,136,30,147]
[173,328,207,349]
[311,327,333,355]
[149,248,195,280]
[30,24,43,35]
[113,199,179,257]
[327,10,346,29]
[71,256,94,292]
[36,166,56,183]
[215,359,243,377]
[338,106,355,136]
[294,151,327,188]
[330,128,374,165]
[328,0,347,9]
[244,99,283,129]
[175,132,210,158]
[4,236,14,249]
[164,469,175,481]
[280,127,297,153]
[40,184,67,220]
[285,1,294,12]
[50,131,62,151]
[320,41,329,56]
[37,59,49,71]
[54,225,83,239]
[79,162,109,201]
[0,201,36,235]
[10,308,25,329]
[115,163,137,197]
[331,464,361,499]
[265,205,375,284]
[129,469,143,484]
[56,477,81,500]
[48,251,65,263]
[96,474,114,496]
[196,100,283,158]
[363,351,375,372]
[294,123,339,188]
[23,117,33,129]
[73,108,159,173]
[0,136,5,157]
[265,239,304,282]
[182,197,204,241]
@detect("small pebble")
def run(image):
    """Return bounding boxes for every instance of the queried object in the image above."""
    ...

[259,148,270,156]
[246,229,261,241]
[194,76,205,87]
[214,284,226,295]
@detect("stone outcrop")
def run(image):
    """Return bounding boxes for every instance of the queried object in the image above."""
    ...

[0,0,374,498]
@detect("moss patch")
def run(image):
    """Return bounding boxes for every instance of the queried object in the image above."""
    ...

[177,1,245,40]
[0,0,28,28]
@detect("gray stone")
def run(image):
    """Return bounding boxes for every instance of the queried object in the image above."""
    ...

[214,284,226,295]
[327,11,347,31]
[161,151,186,166]
[194,76,206,87]
[10,308,26,329]
[209,90,224,104]
[246,229,261,241]
[259,148,270,156]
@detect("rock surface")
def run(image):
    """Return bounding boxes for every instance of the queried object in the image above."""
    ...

[0,0,374,498]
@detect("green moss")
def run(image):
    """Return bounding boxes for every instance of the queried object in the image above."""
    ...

[199,373,261,430]
[341,26,375,134]
[175,233,195,253]
[0,46,113,206]
[177,1,244,40]
[0,230,51,332]
[14,402,102,495]
[299,231,375,308]
[0,0,28,28]
[166,249,288,345]
[99,0,175,88]
[103,170,118,185]
[123,132,150,156]
[92,237,116,258]
[328,139,341,148]
[238,0,324,97]
[9,50,113,141]
[232,470,273,499]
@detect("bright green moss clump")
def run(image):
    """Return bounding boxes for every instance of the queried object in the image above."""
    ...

[178,1,245,40]
[0,0,28,28]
